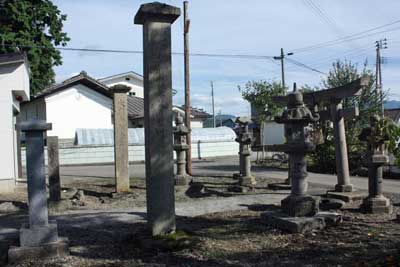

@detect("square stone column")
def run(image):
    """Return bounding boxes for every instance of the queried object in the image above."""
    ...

[110,84,131,193]
[47,136,61,202]
[134,2,180,236]
[9,120,69,263]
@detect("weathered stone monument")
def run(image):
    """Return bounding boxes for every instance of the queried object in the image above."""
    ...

[234,117,256,185]
[173,113,191,185]
[111,84,131,193]
[135,2,180,235]
[274,76,370,201]
[47,136,61,202]
[263,89,341,233]
[9,120,68,262]
[359,115,392,214]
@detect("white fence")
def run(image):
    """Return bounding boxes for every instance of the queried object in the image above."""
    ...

[21,140,238,166]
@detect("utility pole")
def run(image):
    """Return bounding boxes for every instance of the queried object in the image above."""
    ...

[211,81,216,128]
[273,48,293,91]
[375,39,387,117]
[183,1,192,175]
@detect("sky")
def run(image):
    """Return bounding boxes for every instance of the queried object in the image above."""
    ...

[52,0,400,116]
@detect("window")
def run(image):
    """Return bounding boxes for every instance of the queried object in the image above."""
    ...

[125,77,131,81]
[129,92,136,96]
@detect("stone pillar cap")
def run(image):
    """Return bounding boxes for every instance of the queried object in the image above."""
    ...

[16,120,52,132]
[134,2,181,25]
[110,84,131,93]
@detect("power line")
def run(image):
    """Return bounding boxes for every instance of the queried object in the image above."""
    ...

[291,19,400,53]
[286,58,327,75]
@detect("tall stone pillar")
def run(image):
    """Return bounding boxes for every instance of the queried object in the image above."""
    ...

[47,136,61,202]
[9,120,68,262]
[111,84,131,193]
[330,101,353,192]
[134,2,180,236]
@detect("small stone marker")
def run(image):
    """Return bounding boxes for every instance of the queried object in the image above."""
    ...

[47,136,61,202]
[359,115,392,214]
[263,88,341,233]
[9,120,69,263]
[234,117,256,185]
[134,2,180,236]
[110,84,131,193]
[173,113,191,185]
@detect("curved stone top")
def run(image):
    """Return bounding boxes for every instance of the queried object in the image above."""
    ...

[109,84,131,94]
[134,2,181,25]
[16,120,52,132]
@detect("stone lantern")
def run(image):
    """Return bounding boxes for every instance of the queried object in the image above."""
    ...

[359,115,392,214]
[173,113,190,185]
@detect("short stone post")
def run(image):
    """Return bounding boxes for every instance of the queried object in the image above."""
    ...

[47,136,61,202]
[359,115,392,214]
[236,117,256,185]
[110,84,131,193]
[233,121,244,179]
[134,2,180,236]
[331,100,353,192]
[173,113,190,185]
[9,120,68,262]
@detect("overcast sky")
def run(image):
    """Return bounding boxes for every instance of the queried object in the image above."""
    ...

[52,0,400,116]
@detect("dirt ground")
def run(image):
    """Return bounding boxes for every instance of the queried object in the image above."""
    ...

[1,176,400,267]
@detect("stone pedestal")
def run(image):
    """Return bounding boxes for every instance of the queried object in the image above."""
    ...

[135,2,180,236]
[111,84,131,193]
[47,136,61,202]
[234,117,256,185]
[173,113,191,186]
[11,120,69,262]
[359,116,392,214]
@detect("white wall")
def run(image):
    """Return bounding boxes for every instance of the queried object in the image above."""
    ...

[191,120,203,128]
[0,62,29,191]
[45,84,113,139]
[101,76,144,98]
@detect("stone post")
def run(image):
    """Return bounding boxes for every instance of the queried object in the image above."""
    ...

[359,115,392,214]
[173,113,190,185]
[9,120,68,262]
[110,84,131,193]
[330,101,353,192]
[236,117,256,185]
[134,2,180,236]
[47,136,61,202]
[233,122,244,179]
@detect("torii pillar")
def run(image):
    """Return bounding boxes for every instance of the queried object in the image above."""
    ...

[134,2,180,236]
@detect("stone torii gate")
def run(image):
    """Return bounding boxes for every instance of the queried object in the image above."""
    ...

[273,76,370,198]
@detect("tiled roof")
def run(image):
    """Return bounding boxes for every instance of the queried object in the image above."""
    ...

[127,96,144,119]
[179,105,212,119]
[385,108,400,122]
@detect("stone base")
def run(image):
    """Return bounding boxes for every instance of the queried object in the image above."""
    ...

[334,184,354,193]
[20,221,59,247]
[8,237,69,264]
[239,175,256,186]
[174,175,191,186]
[261,211,342,234]
[281,195,320,217]
[268,182,291,191]
[326,191,366,203]
[361,196,393,214]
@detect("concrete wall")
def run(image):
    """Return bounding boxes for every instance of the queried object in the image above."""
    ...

[21,141,238,166]
[45,84,113,139]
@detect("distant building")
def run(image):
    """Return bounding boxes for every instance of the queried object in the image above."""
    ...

[0,53,30,192]
[177,106,212,128]
[385,108,400,124]
[99,71,144,98]
[19,71,144,139]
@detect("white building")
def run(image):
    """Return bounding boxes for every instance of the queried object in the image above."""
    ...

[99,71,144,98]
[0,53,30,192]
[20,71,144,140]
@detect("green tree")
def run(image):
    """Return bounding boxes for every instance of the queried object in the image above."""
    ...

[0,0,70,95]
[238,80,285,121]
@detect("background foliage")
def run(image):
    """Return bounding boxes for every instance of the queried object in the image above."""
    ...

[0,0,69,95]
